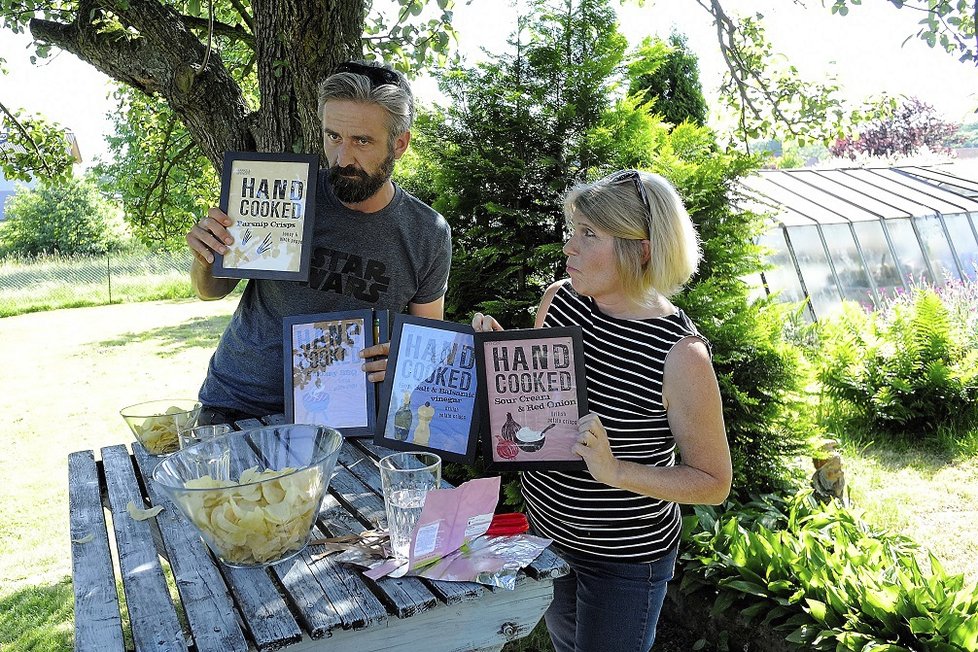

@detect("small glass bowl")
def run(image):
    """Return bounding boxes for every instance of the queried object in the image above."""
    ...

[120,399,202,455]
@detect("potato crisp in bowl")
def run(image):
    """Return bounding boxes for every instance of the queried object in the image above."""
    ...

[121,399,202,455]
[151,424,343,567]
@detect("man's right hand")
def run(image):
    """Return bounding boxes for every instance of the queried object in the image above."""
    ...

[187,207,234,265]
[188,207,239,300]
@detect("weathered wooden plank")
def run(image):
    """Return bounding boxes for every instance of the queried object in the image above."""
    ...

[68,450,125,652]
[524,546,570,580]
[100,444,187,652]
[271,572,555,652]
[285,522,389,631]
[352,439,397,462]
[217,565,303,652]
[268,549,344,638]
[132,447,249,652]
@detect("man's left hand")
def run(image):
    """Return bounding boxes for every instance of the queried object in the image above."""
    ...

[360,342,390,383]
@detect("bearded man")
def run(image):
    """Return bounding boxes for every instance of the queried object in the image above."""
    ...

[186,60,452,424]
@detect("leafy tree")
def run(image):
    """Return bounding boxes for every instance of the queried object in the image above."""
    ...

[0,0,459,185]
[2,0,974,178]
[0,176,124,256]
[93,88,220,250]
[411,0,807,496]
[829,0,977,63]
[628,32,708,128]
[415,0,628,328]
[830,97,960,159]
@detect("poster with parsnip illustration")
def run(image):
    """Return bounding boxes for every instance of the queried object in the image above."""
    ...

[284,309,379,437]
[213,151,318,281]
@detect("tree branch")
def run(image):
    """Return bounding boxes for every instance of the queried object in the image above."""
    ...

[227,0,255,33]
[180,15,253,46]
[29,0,255,169]
[0,99,59,177]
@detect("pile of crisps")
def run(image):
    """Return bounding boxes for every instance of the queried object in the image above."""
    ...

[134,406,193,454]
[176,465,323,565]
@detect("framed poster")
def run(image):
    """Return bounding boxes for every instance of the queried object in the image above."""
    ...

[374,315,480,463]
[284,309,379,437]
[475,327,588,471]
[213,151,319,281]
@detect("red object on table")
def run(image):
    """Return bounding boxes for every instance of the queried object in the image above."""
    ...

[486,512,529,536]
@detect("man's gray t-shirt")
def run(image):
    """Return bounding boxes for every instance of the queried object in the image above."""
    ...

[198,170,452,416]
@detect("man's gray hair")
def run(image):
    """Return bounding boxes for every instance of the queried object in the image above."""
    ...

[317,61,414,149]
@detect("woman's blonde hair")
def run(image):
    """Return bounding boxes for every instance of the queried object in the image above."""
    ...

[564,170,701,300]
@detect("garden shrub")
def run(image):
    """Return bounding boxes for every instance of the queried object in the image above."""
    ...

[0,177,125,257]
[681,491,978,651]
[816,286,978,446]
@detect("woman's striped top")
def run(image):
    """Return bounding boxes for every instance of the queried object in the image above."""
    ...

[522,281,708,563]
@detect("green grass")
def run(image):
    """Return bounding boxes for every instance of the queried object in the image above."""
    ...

[0,251,243,318]
[0,579,74,652]
[0,297,237,651]
[835,438,978,586]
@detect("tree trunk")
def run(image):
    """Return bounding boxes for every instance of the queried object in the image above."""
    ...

[30,0,364,172]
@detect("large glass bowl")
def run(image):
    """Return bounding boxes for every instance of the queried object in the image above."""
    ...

[151,424,343,568]
[120,399,202,455]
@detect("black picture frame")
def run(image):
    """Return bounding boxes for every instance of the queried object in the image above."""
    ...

[213,151,319,281]
[374,315,481,464]
[474,326,588,471]
[283,309,379,437]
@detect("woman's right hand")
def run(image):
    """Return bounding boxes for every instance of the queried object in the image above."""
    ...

[472,312,505,332]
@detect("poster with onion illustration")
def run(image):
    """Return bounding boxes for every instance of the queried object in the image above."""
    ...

[283,308,386,437]
[213,151,318,281]
[475,327,588,471]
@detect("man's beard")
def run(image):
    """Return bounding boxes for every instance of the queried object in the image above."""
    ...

[329,150,396,204]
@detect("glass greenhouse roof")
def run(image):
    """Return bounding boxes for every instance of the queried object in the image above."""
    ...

[738,165,978,321]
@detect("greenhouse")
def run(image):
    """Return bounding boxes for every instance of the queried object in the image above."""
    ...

[740,165,978,321]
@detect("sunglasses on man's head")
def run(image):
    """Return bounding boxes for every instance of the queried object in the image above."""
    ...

[335,61,402,89]
[607,169,652,222]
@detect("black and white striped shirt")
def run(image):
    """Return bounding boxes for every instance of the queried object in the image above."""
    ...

[523,281,708,563]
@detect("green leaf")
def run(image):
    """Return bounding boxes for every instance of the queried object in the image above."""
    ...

[720,579,769,598]
[907,617,936,634]
[805,598,829,624]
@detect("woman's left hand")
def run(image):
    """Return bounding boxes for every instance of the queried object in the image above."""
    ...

[573,412,620,486]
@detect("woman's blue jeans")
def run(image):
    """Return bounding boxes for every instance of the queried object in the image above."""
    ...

[544,545,678,652]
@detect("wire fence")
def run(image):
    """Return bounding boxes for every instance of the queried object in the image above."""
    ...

[0,250,195,316]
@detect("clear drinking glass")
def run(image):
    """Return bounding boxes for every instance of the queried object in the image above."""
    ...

[379,452,441,561]
[179,423,233,449]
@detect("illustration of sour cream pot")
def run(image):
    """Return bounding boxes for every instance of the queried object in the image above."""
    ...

[514,423,556,453]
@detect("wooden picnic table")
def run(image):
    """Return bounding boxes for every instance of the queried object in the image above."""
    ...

[68,416,568,652]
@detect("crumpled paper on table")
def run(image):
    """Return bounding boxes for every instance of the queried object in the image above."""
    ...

[359,476,552,589]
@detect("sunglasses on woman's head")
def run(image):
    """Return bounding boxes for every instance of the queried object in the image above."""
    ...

[335,61,402,89]
[607,169,652,221]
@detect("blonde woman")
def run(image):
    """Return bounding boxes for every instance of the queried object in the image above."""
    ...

[473,170,731,652]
